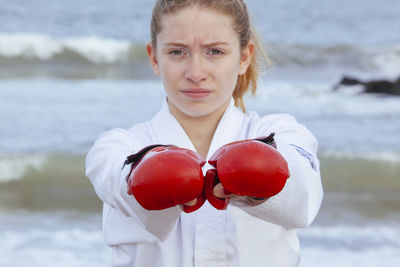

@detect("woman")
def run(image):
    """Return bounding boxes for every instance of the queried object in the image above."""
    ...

[85,0,323,266]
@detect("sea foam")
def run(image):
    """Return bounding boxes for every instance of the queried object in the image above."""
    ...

[371,44,400,78]
[320,150,400,163]
[0,33,62,60]
[0,155,47,183]
[1,33,400,72]
[0,211,111,267]
[0,33,130,63]
[299,224,400,267]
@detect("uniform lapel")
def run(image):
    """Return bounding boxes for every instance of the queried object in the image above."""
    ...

[205,99,246,160]
[150,98,246,159]
[149,99,196,151]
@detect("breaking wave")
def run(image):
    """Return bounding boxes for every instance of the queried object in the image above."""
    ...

[0,33,399,79]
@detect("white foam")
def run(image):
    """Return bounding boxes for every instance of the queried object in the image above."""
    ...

[301,246,400,267]
[0,33,130,63]
[0,33,62,60]
[299,224,400,267]
[63,36,130,63]
[1,209,399,267]
[0,155,47,182]
[300,224,400,246]
[371,45,400,78]
[0,211,111,267]
[320,150,400,163]
[249,80,400,117]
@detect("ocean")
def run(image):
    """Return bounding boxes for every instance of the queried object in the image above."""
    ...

[1,0,400,266]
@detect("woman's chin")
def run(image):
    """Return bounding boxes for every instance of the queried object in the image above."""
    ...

[176,104,220,118]
[181,107,216,118]
[168,97,230,119]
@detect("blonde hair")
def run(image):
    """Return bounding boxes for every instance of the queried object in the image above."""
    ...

[150,0,270,112]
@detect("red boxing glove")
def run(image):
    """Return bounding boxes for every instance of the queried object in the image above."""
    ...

[125,145,206,213]
[206,133,290,210]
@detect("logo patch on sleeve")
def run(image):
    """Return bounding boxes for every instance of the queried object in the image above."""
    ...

[289,144,317,171]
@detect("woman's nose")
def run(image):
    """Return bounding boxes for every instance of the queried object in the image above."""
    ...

[185,54,207,83]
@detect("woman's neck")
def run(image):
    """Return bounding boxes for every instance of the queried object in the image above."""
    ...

[168,100,230,159]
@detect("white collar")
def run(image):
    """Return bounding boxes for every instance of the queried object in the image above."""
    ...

[150,98,246,159]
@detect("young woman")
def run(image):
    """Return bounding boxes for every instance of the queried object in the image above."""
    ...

[86,0,323,266]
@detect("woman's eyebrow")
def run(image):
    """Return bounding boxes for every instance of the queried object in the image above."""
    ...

[164,42,187,47]
[203,41,230,47]
[164,41,230,47]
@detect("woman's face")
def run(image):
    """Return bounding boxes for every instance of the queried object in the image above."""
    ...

[147,6,253,118]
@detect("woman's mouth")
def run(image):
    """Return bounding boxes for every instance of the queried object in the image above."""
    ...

[181,89,212,99]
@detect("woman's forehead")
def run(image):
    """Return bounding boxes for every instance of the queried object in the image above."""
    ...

[158,7,237,46]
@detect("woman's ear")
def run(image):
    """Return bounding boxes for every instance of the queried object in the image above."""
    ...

[239,41,254,75]
[146,42,160,75]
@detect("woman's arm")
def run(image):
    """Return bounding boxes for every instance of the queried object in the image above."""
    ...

[85,128,181,241]
[234,114,323,229]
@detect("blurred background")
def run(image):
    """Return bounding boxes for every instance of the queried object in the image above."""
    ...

[0,0,399,266]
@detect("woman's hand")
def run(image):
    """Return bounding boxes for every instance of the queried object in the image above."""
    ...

[213,183,268,207]
[125,145,206,213]
[205,134,289,210]
[180,198,198,211]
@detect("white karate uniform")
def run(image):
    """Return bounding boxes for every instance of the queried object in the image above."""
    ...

[85,98,323,267]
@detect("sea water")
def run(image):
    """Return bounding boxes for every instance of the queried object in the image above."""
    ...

[1,0,400,266]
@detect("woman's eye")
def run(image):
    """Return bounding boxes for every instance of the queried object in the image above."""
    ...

[208,49,223,55]
[169,50,185,56]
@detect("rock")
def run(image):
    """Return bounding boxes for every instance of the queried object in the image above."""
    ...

[333,75,400,95]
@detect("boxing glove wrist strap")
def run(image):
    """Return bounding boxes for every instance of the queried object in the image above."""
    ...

[254,132,277,148]
[123,144,173,182]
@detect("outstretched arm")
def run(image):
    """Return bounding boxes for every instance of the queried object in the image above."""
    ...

[237,114,323,229]
[85,128,182,241]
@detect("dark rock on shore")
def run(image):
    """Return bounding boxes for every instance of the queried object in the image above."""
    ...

[333,75,400,95]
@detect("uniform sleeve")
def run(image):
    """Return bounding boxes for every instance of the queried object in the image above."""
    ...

[85,128,181,242]
[235,114,323,229]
